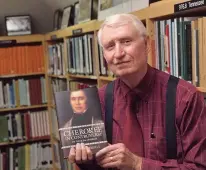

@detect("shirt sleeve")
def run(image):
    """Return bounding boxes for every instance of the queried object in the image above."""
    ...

[141,90,206,170]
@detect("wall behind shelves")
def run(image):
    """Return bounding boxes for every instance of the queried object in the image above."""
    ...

[0,0,77,35]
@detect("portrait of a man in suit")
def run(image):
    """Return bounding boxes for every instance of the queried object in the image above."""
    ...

[63,89,101,129]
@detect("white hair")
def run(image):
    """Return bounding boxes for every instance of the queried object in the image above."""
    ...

[97,13,147,47]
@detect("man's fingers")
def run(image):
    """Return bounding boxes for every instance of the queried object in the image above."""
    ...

[75,143,82,163]
[86,146,93,160]
[68,143,94,164]
[81,143,87,162]
[98,155,120,168]
[96,152,112,163]
[68,147,76,163]
[98,154,113,165]
[96,144,119,158]
[101,161,119,169]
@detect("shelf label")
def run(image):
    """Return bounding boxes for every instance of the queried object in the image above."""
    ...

[174,0,206,12]
[72,28,83,35]
[51,34,57,40]
[0,40,16,46]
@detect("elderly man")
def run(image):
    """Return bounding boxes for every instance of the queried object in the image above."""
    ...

[68,13,206,170]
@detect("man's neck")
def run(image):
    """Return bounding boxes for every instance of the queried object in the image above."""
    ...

[120,64,148,89]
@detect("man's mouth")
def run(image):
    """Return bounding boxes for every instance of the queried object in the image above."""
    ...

[116,61,130,65]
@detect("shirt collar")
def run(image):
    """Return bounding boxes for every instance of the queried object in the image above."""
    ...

[117,64,156,99]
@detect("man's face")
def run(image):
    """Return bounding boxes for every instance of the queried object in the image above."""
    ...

[70,90,87,114]
[101,21,148,77]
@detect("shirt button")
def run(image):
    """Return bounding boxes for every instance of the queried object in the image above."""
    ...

[145,101,148,104]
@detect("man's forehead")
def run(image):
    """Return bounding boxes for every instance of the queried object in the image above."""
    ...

[103,20,132,29]
[101,22,138,44]
[102,19,134,31]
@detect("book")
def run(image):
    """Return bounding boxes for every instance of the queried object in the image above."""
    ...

[54,86,108,158]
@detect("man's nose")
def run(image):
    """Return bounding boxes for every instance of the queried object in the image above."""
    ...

[75,99,80,104]
[113,43,125,58]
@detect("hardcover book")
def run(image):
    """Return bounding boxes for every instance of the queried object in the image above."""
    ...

[54,86,108,158]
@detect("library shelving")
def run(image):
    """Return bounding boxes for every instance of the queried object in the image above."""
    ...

[0,104,48,112]
[0,136,50,147]
[0,34,53,170]
[1,0,206,170]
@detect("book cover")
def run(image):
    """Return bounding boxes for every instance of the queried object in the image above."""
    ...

[54,86,108,159]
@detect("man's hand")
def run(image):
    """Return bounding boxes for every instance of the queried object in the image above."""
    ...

[95,143,142,170]
[68,143,93,164]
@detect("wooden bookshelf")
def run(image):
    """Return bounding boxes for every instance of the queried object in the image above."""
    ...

[45,20,97,41]
[0,34,44,43]
[69,74,97,80]
[48,74,67,79]
[0,34,51,169]
[49,104,56,108]
[0,136,50,147]
[51,134,59,143]
[0,104,48,112]
[0,72,45,78]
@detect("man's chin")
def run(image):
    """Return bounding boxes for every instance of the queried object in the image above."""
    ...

[115,70,132,77]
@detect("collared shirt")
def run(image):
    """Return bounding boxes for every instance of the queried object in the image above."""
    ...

[78,64,206,169]
[98,64,206,170]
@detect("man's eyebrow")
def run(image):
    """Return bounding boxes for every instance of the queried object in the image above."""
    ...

[104,40,114,47]
[104,37,132,46]
[120,36,132,40]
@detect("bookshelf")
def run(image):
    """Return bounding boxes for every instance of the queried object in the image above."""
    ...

[0,34,53,169]
[0,34,45,43]
[1,0,206,170]
[0,104,48,112]
[0,136,50,147]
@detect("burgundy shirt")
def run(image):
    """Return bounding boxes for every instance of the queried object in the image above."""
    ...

[78,64,206,169]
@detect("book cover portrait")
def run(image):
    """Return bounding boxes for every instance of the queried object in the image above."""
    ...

[54,87,108,158]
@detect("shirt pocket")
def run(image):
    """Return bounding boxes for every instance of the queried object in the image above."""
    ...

[148,131,167,162]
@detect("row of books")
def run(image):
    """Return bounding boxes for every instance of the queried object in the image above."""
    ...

[48,43,66,76]
[0,142,52,170]
[51,79,97,93]
[0,110,50,143]
[47,34,95,76]
[50,78,96,97]
[50,78,67,105]
[0,45,44,76]
[68,80,97,91]
[47,33,116,78]
[67,34,94,75]
[154,16,206,88]
[0,77,47,108]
